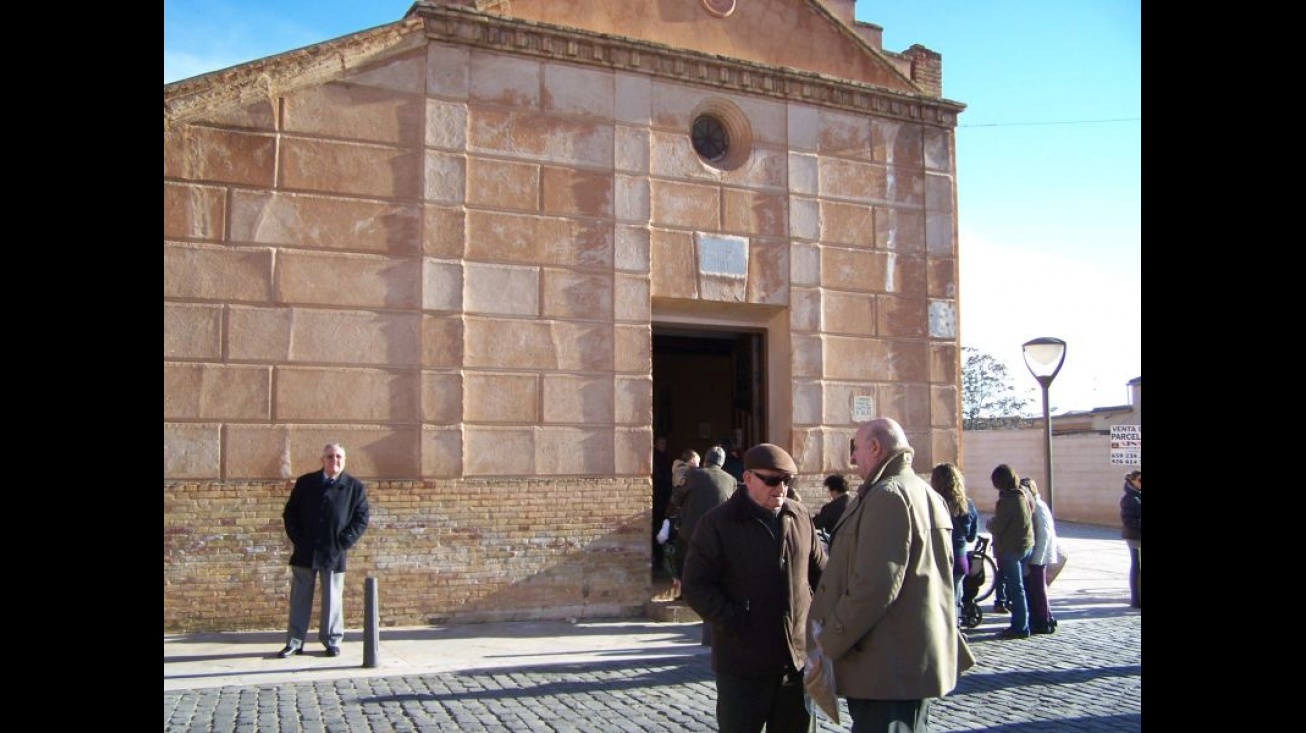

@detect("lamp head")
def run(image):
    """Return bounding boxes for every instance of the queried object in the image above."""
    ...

[1022,337,1067,387]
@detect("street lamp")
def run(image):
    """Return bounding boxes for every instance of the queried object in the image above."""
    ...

[1022,337,1067,515]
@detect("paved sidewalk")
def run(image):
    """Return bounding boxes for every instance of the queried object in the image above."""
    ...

[165,521,1140,731]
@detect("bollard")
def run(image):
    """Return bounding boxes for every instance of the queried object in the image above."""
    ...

[363,576,379,668]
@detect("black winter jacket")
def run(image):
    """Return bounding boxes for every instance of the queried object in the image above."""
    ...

[283,471,370,572]
[1120,483,1141,541]
[681,488,826,676]
[812,493,851,538]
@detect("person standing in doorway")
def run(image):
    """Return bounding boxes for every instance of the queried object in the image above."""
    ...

[671,445,736,598]
[719,437,746,488]
[808,418,972,733]
[661,447,703,545]
[652,436,674,572]
[1120,470,1142,609]
[671,448,701,494]
[681,443,826,733]
[658,448,703,597]
[277,443,370,658]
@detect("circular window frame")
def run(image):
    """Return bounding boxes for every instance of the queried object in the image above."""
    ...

[700,0,738,19]
[689,99,753,172]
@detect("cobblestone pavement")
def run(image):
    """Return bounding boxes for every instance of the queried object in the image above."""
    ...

[164,612,1139,732]
[165,522,1140,732]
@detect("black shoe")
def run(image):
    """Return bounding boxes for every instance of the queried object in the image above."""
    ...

[325,645,341,657]
[992,603,1010,614]
[277,644,303,658]
[998,628,1030,640]
[1031,625,1055,635]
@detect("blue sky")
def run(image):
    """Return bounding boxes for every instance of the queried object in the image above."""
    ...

[164,0,1141,415]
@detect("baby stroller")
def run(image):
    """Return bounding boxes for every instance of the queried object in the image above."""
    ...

[959,535,998,629]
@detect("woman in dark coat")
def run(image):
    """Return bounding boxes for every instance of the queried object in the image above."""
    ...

[930,463,978,624]
[1120,470,1142,609]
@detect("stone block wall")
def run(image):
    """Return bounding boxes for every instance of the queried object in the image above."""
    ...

[165,37,960,483]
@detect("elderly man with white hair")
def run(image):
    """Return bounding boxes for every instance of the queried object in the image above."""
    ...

[808,418,974,733]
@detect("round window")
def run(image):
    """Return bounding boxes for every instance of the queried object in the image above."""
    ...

[692,115,730,163]
[688,99,752,171]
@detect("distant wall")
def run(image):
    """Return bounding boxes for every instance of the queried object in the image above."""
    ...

[962,429,1127,527]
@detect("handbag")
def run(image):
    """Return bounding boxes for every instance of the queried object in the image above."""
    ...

[1046,546,1069,586]
[957,628,976,675]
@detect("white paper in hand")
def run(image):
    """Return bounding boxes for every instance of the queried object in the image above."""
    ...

[804,620,839,723]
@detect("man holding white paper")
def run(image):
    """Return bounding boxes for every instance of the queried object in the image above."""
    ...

[808,418,973,732]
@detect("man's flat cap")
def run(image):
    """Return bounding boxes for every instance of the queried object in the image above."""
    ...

[743,443,797,474]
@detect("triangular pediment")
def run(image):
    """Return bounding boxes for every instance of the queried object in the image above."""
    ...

[165,16,428,128]
[167,1,958,131]
[468,0,920,93]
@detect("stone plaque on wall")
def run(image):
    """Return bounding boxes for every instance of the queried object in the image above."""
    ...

[852,395,873,423]
[696,233,748,276]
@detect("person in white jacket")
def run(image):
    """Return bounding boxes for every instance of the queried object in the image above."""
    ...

[1021,478,1059,634]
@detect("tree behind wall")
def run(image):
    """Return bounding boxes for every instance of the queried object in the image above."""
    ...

[962,347,1034,430]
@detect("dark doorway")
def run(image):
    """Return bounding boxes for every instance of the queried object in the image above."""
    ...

[649,327,766,587]
[652,327,766,474]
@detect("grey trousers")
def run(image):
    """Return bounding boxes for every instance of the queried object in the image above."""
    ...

[286,566,345,647]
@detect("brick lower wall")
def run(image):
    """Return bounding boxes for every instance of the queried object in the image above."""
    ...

[164,478,652,633]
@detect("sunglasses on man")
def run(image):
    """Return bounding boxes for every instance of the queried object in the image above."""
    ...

[751,472,794,487]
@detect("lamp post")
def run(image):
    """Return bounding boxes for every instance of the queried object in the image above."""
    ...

[1022,337,1067,515]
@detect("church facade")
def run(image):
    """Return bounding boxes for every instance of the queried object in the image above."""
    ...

[164,0,965,632]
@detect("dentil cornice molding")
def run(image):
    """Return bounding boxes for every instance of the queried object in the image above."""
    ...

[416,3,963,129]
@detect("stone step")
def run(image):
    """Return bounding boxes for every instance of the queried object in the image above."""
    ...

[644,598,701,623]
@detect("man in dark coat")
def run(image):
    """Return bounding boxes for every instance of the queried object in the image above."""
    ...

[277,443,370,658]
[812,474,851,542]
[682,443,826,733]
[719,437,746,488]
[673,445,737,583]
